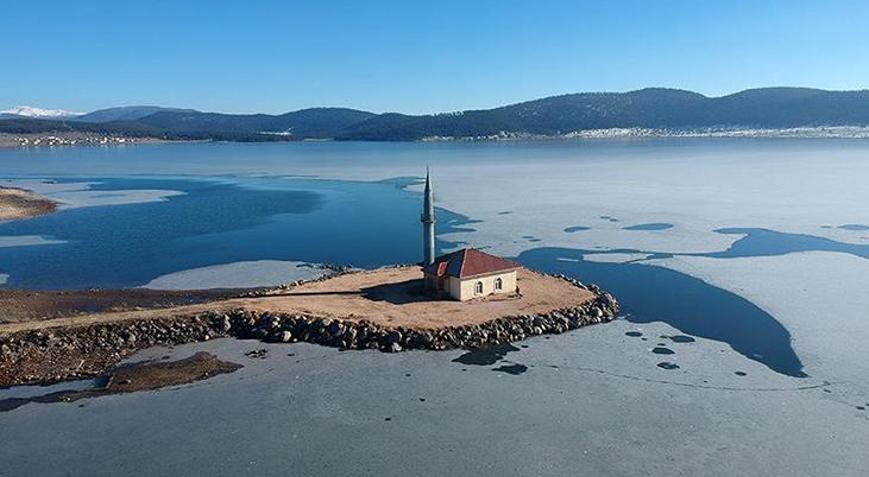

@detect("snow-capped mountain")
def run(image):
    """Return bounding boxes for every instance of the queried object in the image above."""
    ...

[0,105,82,119]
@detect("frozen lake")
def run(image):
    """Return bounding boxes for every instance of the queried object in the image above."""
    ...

[1,139,868,476]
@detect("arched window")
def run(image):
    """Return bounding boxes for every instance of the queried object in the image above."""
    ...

[475,281,484,295]
[494,277,503,290]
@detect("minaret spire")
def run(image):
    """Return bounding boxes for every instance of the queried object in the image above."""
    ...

[421,167,436,266]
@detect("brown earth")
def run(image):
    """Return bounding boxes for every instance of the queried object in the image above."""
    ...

[0,186,58,220]
[0,288,247,324]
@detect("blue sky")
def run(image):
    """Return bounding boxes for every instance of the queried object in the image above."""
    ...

[3,0,868,114]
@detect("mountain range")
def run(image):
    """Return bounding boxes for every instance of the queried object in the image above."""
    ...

[3,87,869,142]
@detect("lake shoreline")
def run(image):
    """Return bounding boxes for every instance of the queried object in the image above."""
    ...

[0,132,206,148]
[0,267,619,387]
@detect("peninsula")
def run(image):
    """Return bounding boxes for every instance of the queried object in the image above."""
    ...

[0,172,619,387]
[0,266,618,387]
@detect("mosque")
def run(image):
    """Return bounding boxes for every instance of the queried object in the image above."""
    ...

[419,170,521,301]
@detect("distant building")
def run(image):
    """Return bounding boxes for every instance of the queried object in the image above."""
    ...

[420,170,521,301]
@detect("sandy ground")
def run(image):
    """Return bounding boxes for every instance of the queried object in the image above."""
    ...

[0,186,57,220]
[242,267,594,329]
[0,267,594,334]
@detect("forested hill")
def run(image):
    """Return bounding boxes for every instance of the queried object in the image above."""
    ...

[4,88,869,142]
[135,107,377,138]
[339,88,869,140]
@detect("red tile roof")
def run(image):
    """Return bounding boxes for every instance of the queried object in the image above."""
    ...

[423,248,522,279]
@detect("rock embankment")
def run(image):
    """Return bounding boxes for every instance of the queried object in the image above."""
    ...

[0,275,618,387]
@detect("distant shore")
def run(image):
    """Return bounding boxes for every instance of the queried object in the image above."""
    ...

[420,126,869,142]
[4,126,869,149]
[0,132,185,148]
[0,186,58,220]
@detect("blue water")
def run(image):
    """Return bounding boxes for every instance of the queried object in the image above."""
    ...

[596,228,869,263]
[700,228,869,260]
[623,223,674,231]
[0,177,471,289]
[516,247,805,377]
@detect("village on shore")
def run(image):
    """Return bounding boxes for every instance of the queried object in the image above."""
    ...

[0,132,170,148]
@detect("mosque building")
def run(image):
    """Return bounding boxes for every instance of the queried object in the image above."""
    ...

[420,170,521,301]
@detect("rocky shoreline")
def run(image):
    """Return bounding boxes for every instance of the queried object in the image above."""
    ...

[0,274,618,387]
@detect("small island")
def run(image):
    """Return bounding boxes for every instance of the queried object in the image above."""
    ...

[0,172,619,387]
[0,186,57,221]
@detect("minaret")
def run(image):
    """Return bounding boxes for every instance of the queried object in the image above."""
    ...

[421,168,436,266]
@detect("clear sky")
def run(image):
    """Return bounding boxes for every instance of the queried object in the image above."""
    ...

[3,0,868,114]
